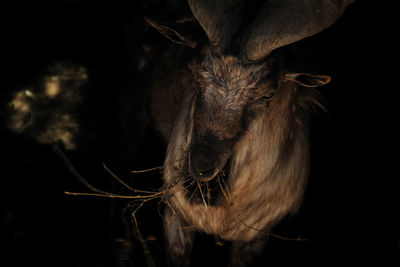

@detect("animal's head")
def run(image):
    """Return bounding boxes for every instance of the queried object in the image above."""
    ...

[187,51,273,180]
[148,0,353,181]
[187,48,332,181]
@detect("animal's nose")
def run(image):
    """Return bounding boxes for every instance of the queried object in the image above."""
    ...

[189,145,218,181]
[190,155,215,180]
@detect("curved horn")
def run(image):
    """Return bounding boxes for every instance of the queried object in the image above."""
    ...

[188,0,242,51]
[241,0,355,62]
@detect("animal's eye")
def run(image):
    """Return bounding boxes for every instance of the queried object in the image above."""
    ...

[250,91,275,107]
[258,92,275,102]
[260,93,274,101]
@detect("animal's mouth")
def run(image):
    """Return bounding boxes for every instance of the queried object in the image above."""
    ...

[188,153,231,182]
[189,166,219,182]
[185,157,231,205]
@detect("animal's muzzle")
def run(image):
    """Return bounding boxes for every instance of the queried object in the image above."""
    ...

[188,136,233,182]
[189,144,218,181]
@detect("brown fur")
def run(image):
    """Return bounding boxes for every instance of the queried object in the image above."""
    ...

[190,51,267,140]
[150,46,324,266]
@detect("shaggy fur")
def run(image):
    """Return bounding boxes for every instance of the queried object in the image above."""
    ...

[150,46,326,266]
[146,1,352,265]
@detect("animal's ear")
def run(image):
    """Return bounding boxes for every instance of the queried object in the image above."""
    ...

[284,72,331,88]
[145,17,197,49]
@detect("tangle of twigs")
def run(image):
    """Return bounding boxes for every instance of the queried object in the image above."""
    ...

[53,145,169,267]
[54,145,307,265]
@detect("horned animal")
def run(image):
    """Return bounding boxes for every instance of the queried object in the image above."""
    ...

[148,0,354,266]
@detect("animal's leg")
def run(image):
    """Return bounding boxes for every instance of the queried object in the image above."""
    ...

[164,207,195,267]
[230,238,265,267]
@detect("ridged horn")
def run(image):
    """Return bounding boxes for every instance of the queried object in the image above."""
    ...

[188,0,242,52]
[241,0,355,62]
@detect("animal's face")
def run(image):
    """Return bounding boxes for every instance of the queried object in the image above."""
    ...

[187,50,279,181]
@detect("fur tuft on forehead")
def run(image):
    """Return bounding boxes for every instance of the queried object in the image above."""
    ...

[193,50,266,95]
[189,49,269,140]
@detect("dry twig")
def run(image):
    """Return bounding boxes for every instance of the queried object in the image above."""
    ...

[55,144,307,263]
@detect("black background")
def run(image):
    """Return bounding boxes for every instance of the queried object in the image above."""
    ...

[1,1,398,266]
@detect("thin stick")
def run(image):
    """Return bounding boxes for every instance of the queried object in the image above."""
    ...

[196,181,208,209]
[131,201,147,218]
[144,17,197,49]
[64,191,160,199]
[187,184,199,202]
[53,146,109,196]
[131,166,163,174]
[232,210,306,241]
[220,175,232,200]
[183,177,196,190]
[131,156,188,175]
[132,214,156,267]
[217,176,232,204]
[103,163,160,195]
[205,182,211,206]
[103,163,136,193]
